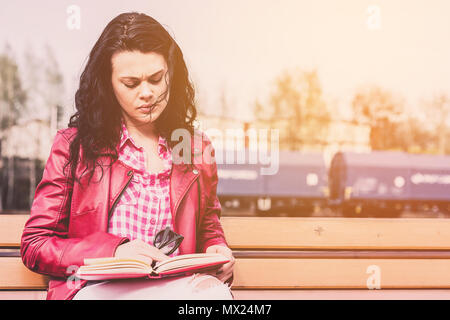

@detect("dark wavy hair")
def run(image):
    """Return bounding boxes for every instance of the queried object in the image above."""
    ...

[64,12,198,185]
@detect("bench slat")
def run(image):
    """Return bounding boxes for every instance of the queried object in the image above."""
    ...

[5,215,450,292]
[6,215,450,250]
[232,258,450,289]
[0,215,28,247]
[232,289,450,300]
[0,258,48,290]
[222,217,450,250]
[3,289,450,300]
[0,291,47,300]
[4,256,450,290]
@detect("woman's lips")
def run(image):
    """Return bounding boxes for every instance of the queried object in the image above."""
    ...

[138,104,155,112]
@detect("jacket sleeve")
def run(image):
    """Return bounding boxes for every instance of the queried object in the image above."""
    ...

[20,130,129,278]
[196,133,229,253]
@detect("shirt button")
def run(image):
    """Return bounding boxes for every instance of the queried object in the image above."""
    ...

[192,169,199,174]
[150,218,156,225]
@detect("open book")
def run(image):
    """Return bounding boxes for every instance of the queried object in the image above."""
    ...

[75,253,230,281]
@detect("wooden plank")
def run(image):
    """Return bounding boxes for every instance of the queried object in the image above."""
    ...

[2,289,450,300]
[0,291,46,300]
[232,289,450,300]
[232,250,450,259]
[4,256,450,290]
[6,215,450,250]
[221,217,450,250]
[0,258,48,290]
[232,258,450,289]
[0,215,29,247]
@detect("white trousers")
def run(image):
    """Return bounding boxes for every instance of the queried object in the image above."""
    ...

[73,273,234,300]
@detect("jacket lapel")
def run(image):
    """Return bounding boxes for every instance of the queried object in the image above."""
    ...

[170,163,198,222]
[108,159,133,211]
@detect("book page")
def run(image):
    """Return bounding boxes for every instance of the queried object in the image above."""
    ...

[77,253,229,278]
[83,257,149,267]
[79,257,152,275]
[154,253,229,273]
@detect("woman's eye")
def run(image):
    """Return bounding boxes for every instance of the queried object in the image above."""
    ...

[150,77,163,84]
[124,83,138,88]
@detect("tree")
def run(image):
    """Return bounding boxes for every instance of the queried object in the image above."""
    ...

[254,69,330,150]
[43,43,65,132]
[405,116,436,153]
[424,93,450,155]
[352,86,407,151]
[0,44,26,130]
[25,44,65,206]
[0,43,27,211]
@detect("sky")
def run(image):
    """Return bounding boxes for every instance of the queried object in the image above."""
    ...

[1,0,450,121]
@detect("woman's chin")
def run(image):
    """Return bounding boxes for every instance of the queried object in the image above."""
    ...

[134,110,160,123]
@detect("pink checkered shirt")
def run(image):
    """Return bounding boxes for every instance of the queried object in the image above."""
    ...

[108,121,179,257]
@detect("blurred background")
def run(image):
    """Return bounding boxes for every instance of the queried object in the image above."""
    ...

[1,0,450,218]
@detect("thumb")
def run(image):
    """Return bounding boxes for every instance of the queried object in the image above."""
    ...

[154,250,170,262]
[206,245,219,253]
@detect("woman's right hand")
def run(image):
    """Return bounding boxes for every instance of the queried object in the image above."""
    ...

[114,239,170,266]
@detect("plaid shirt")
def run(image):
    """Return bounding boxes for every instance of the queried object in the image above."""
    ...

[108,121,179,257]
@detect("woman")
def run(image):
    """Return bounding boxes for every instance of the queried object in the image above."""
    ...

[20,12,235,300]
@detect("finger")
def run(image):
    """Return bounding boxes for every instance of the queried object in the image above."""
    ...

[218,263,234,280]
[215,256,235,273]
[201,270,218,278]
[220,261,234,273]
[136,243,169,262]
[216,267,223,275]
[141,243,170,261]
[224,275,233,286]
[133,239,149,248]
[135,254,153,266]
[219,252,234,263]
[135,248,167,263]
[152,250,170,262]
[217,270,233,283]
[218,266,232,279]
[215,248,232,258]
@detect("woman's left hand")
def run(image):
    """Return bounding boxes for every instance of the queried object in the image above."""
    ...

[205,245,235,284]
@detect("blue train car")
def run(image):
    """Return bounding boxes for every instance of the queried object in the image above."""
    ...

[329,151,450,217]
[408,153,450,212]
[263,151,328,215]
[216,149,265,211]
[217,149,328,216]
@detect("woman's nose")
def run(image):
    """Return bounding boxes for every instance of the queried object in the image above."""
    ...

[139,82,154,100]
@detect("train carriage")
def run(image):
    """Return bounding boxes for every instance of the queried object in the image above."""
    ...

[217,149,328,216]
[329,151,450,217]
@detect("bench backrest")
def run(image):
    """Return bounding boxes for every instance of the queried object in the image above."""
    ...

[3,214,450,290]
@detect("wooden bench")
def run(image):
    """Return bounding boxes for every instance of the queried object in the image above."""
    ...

[3,214,450,299]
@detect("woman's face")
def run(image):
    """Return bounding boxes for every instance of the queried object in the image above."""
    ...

[111,50,170,126]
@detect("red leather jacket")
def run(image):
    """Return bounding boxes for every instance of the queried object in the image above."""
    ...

[20,127,229,300]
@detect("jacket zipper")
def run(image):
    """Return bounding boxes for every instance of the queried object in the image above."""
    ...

[108,170,133,218]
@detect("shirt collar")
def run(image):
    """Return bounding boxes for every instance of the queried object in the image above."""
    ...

[119,120,168,153]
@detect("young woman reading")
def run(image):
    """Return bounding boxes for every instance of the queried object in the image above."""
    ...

[20,12,235,300]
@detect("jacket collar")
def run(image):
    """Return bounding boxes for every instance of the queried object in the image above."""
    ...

[119,119,168,153]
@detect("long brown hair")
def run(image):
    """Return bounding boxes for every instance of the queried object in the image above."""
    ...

[64,12,198,185]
